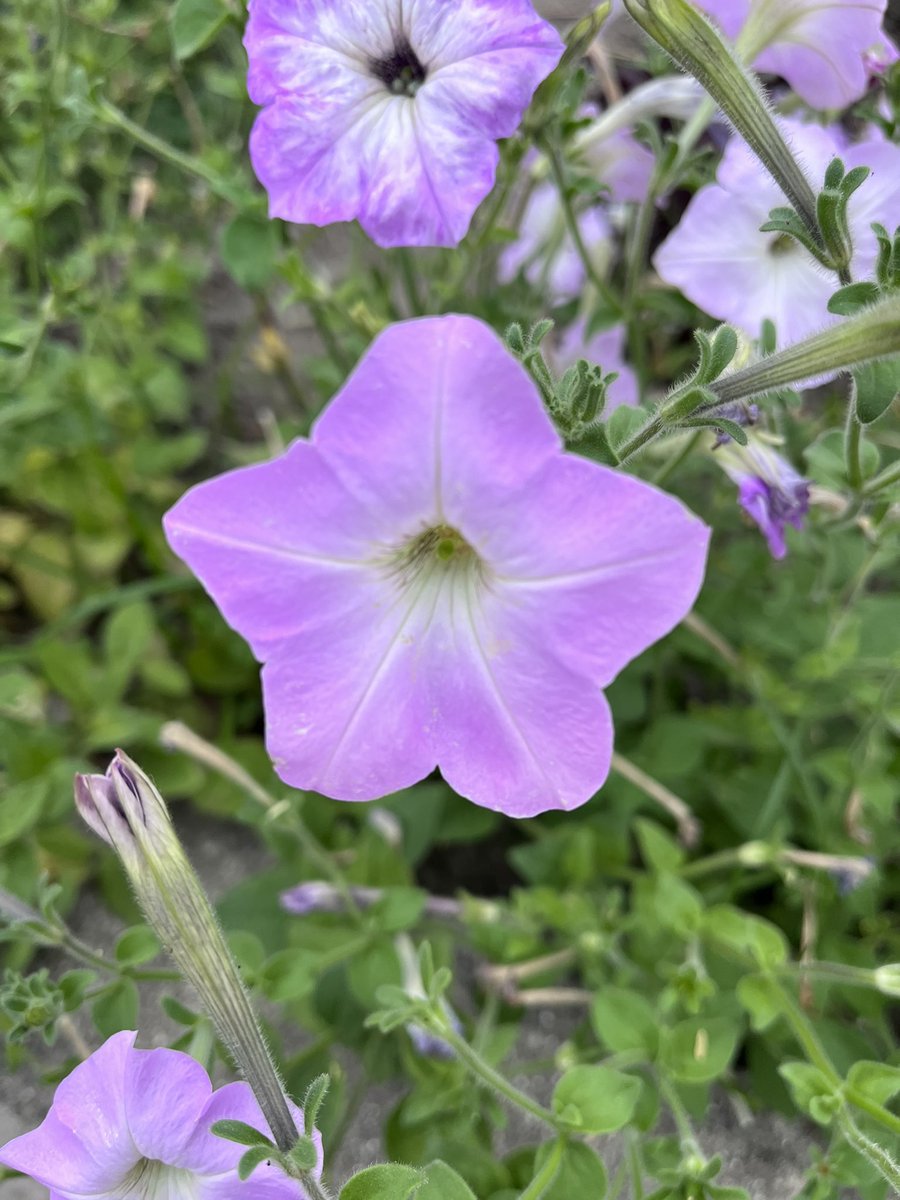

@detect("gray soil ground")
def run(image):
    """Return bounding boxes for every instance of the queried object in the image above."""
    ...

[0,809,817,1198]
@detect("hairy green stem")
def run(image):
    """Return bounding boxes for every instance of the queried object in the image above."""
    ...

[437,1022,561,1130]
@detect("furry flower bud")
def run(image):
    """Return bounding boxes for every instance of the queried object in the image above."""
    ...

[74,753,301,1156]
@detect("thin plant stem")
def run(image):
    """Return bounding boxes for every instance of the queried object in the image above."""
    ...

[845,389,864,492]
[611,752,700,846]
[437,1022,561,1130]
[543,141,621,316]
[626,1131,645,1200]
[519,1138,566,1200]
[159,722,361,920]
[395,247,424,316]
[769,978,900,1136]
[863,457,900,496]
[93,97,246,205]
[652,430,704,487]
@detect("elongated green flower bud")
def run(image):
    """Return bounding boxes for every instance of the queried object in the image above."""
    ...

[706,294,900,408]
[622,0,821,245]
[74,752,299,1154]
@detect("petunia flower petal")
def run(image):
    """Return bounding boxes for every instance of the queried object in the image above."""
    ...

[123,1045,213,1164]
[468,455,711,685]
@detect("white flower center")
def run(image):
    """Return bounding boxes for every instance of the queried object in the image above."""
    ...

[379,523,489,639]
[118,1159,201,1199]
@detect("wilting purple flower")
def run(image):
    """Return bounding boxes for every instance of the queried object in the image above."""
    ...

[654,121,900,346]
[164,315,709,817]
[396,934,462,1060]
[716,439,811,559]
[244,0,563,248]
[697,0,892,109]
[0,1030,319,1199]
[552,319,639,411]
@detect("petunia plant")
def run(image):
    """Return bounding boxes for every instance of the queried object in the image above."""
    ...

[1,0,899,1197]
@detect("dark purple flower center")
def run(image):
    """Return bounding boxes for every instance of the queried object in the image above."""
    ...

[370,37,428,97]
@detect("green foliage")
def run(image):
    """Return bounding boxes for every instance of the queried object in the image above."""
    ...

[0,3,898,1198]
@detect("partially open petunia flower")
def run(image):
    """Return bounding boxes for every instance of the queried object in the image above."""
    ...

[696,0,893,109]
[715,438,811,559]
[654,120,900,346]
[164,316,708,817]
[0,1030,319,1199]
[244,0,564,247]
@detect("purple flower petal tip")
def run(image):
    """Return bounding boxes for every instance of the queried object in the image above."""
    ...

[164,314,710,818]
[0,1032,320,1198]
[243,0,564,247]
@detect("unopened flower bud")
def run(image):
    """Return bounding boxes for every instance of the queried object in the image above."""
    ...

[737,841,777,867]
[623,0,821,243]
[74,752,300,1156]
[873,964,900,997]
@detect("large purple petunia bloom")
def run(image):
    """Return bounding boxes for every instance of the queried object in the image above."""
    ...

[654,121,900,346]
[697,0,893,109]
[0,1030,319,1199]
[164,316,708,817]
[244,0,564,247]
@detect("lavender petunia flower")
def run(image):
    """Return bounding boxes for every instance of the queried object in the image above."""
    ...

[654,121,900,346]
[164,315,709,817]
[716,439,811,559]
[697,0,893,109]
[0,1030,320,1199]
[244,0,563,248]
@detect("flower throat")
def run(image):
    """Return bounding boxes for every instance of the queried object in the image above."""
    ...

[370,35,428,96]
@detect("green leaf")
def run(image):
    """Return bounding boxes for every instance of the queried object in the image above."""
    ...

[103,601,155,698]
[211,1119,274,1148]
[339,1164,424,1200]
[0,777,49,847]
[591,987,659,1057]
[778,1062,836,1124]
[634,819,684,873]
[701,905,788,968]
[372,888,427,934]
[220,214,280,291]
[539,1141,607,1200]
[846,1062,900,1106]
[417,1161,477,1200]
[260,949,319,1002]
[171,0,228,59]
[239,1145,276,1180]
[853,358,900,425]
[828,281,880,316]
[735,975,782,1032]
[91,978,139,1038]
[660,1017,740,1084]
[114,925,161,967]
[552,1066,642,1133]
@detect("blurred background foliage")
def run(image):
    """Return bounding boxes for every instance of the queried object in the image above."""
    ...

[1,0,898,1196]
